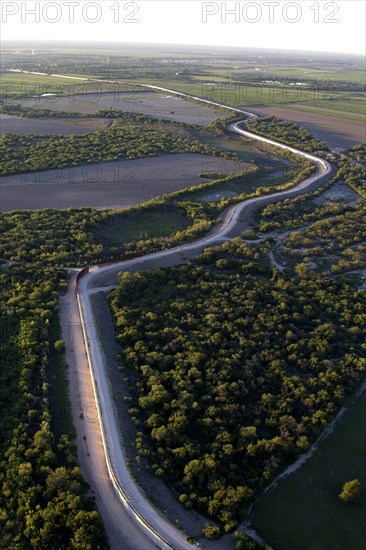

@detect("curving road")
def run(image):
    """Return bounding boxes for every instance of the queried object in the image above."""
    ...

[38,70,334,549]
[74,132,332,548]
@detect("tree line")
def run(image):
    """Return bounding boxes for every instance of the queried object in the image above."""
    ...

[0,266,107,548]
[246,116,329,153]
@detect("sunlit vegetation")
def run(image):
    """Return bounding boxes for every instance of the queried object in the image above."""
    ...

[254,170,366,278]
[284,202,366,252]
[0,201,216,266]
[346,143,366,164]
[0,267,107,548]
[339,479,362,504]
[234,531,272,550]
[256,175,356,233]
[2,45,364,549]
[109,239,366,532]
[259,197,353,233]
[246,116,329,153]
[339,145,366,198]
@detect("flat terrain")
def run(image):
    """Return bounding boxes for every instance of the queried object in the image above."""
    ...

[252,387,366,550]
[14,91,229,125]
[313,180,361,207]
[0,113,111,135]
[244,105,366,149]
[280,103,366,121]
[0,153,248,211]
[98,210,188,244]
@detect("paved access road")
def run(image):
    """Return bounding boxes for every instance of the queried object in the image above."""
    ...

[42,69,333,549]
[75,125,332,549]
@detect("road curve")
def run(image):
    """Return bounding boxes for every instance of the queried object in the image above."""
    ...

[19,69,331,548]
[76,124,332,548]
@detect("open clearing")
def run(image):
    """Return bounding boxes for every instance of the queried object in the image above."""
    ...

[0,153,248,211]
[0,113,111,135]
[313,180,361,207]
[13,91,230,125]
[252,387,366,550]
[244,105,366,149]
[98,210,189,244]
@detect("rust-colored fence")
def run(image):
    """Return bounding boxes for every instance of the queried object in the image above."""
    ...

[97,250,146,267]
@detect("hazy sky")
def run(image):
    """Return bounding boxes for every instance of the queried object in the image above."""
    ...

[1,1,365,55]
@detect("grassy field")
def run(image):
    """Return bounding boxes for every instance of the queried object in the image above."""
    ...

[0,72,126,97]
[234,66,366,85]
[98,210,188,244]
[0,72,88,95]
[300,98,366,115]
[191,67,366,86]
[1,72,85,86]
[277,103,366,122]
[3,71,364,116]
[200,134,273,163]
[133,78,365,111]
[251,387,366,550]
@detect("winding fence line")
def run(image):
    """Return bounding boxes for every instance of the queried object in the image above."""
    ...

[73,106,330,549]
[11,69,332,548]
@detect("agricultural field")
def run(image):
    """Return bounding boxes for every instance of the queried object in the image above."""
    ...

[276,102,366,120]
[0,113,111,135]
[0,153,249,211]
[8,91,230,125]
[0,70,120,97]
[243,105,366,149]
